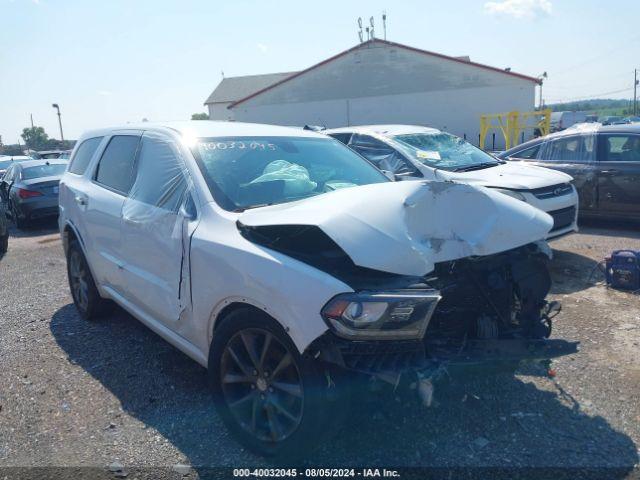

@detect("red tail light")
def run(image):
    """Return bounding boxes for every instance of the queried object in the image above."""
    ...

[18,188,43,199]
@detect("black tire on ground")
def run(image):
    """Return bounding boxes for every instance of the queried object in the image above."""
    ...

[0,234,7,254]
[12,204,28,229]
[209,308,336,458]
[66,240,112,320]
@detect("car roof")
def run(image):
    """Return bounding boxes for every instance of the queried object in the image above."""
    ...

[325,124,442,137]
[0,155,33,161]
[78,120,327,141]
[17,159,68,169]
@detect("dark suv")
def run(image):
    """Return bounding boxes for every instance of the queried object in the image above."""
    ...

[500,124,640,221]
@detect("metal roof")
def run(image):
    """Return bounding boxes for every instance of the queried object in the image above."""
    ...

[204,72,298,105]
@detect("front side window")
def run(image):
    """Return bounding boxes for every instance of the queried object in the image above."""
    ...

[69,137,103,175]
[392,132,501,172]
[94,135,140,194]
[539,135,595,162]
[192,136,388,211]
[22,163,67,180]
[128,135,189,212]
[601,134,640,162]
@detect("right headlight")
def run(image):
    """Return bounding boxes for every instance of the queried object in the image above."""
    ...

[321,290,441,340]
[492,188,527,202]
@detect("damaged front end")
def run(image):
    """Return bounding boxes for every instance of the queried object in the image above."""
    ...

[237,181,578,382]
[305,243,577,383]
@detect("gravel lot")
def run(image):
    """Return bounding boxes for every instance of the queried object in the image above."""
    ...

[1,219,639,479]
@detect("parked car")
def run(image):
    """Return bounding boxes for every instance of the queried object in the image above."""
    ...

[0,155,33,177]
[550,111,587,132]
[59,121,576,456]
[35,150,66,159]
[624,116,640,124]
[600,116,625,126]
[325,125,579,239]
[0,159,67,228]
[499,123,640,221]
[0,200,7,254]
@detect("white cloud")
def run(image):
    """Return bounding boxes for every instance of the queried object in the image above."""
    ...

[257,43,268,53]
[484,0,552,19]
[97,90,112,96]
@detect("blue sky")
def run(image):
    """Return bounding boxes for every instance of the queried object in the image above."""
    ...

[1,0,638,141]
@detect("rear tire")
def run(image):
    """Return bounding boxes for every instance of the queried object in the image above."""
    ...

[0,234,7,254]
[11,204,28,229]
[209,308,335,459]
[66,240,112,320]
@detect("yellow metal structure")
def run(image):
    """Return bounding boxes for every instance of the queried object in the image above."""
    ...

[480,109,551,150]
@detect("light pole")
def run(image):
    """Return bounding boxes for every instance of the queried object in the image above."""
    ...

[538,72,548,110]
[52,103,64,141]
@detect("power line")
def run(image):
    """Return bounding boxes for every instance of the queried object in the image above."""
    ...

[545,86,634,104]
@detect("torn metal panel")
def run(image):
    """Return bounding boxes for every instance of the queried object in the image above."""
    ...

[239,180,553,277]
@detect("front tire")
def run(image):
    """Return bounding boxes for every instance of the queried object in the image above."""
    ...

[66,240,111,320]
[209,308,333,458]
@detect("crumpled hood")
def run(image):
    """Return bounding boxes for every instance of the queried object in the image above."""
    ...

[441,162,573,190]
[238,181,553,277]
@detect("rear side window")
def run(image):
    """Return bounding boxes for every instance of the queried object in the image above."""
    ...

[69,137,103,175]
[94,135,140,194]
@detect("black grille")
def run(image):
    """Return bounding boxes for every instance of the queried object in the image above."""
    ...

[549,206,576,232]
[531,183,573,200]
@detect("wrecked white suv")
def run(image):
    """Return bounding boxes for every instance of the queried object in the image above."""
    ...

[59,121,577,456]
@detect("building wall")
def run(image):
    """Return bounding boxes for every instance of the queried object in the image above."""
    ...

[207,102,234,121]
[229,42,537,148]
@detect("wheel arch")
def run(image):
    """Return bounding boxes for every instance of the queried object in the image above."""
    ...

[208,298,288,351]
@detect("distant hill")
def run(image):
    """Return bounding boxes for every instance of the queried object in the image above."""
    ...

[546,98,635,116]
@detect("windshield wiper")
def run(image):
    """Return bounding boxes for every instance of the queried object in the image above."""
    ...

[233,203,274,212]
[453,162,500,172]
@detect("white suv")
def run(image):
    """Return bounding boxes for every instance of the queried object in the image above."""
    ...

[59,121,576,456]
[325,125,579,239]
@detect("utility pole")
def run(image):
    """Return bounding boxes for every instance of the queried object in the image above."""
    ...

[634,69,638,116]
[52,103,64,141]
[30,114,34,128]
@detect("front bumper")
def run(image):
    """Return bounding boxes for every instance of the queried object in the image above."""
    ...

[308,332,579,379]
[520,188,579,239]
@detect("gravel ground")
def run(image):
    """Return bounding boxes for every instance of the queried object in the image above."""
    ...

[0,218,639,479]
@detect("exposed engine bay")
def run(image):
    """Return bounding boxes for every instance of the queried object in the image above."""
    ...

[239,220,578,378]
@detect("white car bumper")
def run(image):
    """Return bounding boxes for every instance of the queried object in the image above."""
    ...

[520,186,579,240]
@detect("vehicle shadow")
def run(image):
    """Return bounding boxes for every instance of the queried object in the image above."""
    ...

[548,249,603,295]
[7,217,58,238]
[578,218,640,240]
[50,304,638,477]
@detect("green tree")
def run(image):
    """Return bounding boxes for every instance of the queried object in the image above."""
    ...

[21,126,49,150]
[191,112,209,120]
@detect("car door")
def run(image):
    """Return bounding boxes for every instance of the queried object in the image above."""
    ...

[596,132,640,218]
[0,165,15,203]
[119,131,196,328]
[518,135,598,213]
[348,134,421,180]
[83,132,142,292]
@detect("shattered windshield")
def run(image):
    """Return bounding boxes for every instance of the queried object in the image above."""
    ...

[393,133,501,172]
[192,136,388,211]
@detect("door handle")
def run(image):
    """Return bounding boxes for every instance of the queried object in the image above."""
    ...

[600,169,618,175]
[75,195,87,206]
